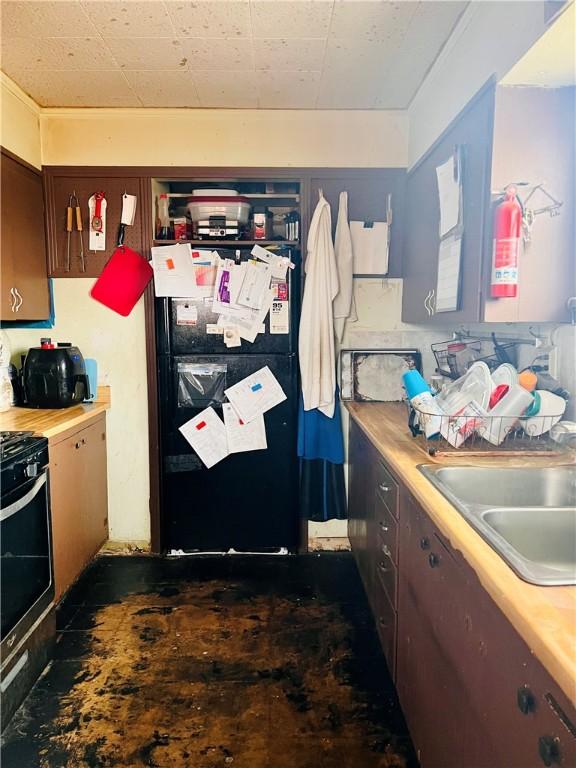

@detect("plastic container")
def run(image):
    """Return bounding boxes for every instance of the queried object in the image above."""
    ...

[187,196,251,225]
[402,371,443,438]
[478,384,535,445]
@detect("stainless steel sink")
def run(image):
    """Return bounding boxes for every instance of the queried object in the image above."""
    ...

[425,466,576,507]
[419,465,576,586]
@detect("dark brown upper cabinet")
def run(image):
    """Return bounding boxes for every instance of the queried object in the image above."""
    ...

[401,81,496,324]
[401,81,575,325]
[484,85,575,323]
[43,169,149,278]
[308,169,406,278]
[1,148,50,321]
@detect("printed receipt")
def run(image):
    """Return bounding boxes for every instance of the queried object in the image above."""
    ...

[222,403,267,453]
[224,366,286,424]
[179,406,229,468]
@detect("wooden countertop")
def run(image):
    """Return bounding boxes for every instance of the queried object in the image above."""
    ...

[346,402,576,706]
[0,386,111,442]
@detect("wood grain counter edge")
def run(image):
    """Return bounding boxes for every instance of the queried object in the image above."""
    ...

[346,401,576,707]
[0,386,111,443]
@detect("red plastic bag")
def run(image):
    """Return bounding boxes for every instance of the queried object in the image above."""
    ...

[90,245,153,316]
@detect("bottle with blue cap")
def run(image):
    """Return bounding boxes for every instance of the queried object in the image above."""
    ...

[403,370,444,438]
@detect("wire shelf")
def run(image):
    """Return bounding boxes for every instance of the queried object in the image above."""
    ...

[432,335,522,380]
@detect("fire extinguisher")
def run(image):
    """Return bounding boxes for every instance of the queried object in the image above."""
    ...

[491,185,523,298]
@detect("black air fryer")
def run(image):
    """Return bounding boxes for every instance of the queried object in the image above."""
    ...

[23,340,90,409]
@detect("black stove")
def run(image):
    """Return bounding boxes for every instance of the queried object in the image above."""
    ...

[0,431,48,496]
[1,430,54,731]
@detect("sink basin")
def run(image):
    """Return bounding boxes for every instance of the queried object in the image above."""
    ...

[481,507,576,573]
[426,466,576,507]
[419,465,576,586]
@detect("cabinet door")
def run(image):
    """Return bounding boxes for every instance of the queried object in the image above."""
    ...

[347,420,376,593]
[396,494,500,767]
[401,82,495,324]
[0,149,49,321]
[485,86,576,323]
[79,418,109,562]
[44,171,147,278]
[50,417,108,601]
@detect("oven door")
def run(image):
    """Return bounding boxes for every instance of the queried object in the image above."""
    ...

[1,471,53,660]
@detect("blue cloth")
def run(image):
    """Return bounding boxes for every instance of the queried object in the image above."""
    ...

[297,387,344,464]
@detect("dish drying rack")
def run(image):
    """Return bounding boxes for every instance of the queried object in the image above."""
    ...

[409,403,566,457]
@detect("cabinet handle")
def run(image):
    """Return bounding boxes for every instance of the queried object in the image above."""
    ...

[429,288,435,315]
[10,288,16,313]
[378,483,390,493]
[378,561,389,573]
[517,686,536,715]
[13,288,23,312]
[382,543,392,559]
[424,289,432,316]
[420,537,430,550]
[538,736,560,766]
[75,441,82,449]
[379,521,389,532]
[428,553,440,568]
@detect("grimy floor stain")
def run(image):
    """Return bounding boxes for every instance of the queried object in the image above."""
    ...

[1,554,417,768]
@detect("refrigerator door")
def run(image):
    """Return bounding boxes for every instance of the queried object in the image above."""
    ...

[159,353,299,552]
[155,247,299,356]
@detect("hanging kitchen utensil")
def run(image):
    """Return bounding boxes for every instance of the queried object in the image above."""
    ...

[117,192,137,248]
[65,195,73,272]
[90,244,153,317]
[74,195,86,272]
[88,191,107,251]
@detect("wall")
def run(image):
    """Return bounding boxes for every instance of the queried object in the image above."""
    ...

[5,280,150,543]
[41,109,408,168]
[0,74,41,169]
[408,1,549,168]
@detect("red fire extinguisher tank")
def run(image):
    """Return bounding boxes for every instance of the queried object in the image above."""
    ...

[491,187,522,298]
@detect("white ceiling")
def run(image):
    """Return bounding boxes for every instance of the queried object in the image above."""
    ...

[0,0,468,109]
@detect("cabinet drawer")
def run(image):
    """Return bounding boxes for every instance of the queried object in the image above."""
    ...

[375,535,397,609]
[374,580,397,679]
[374,461,398,519]
[374,491,398,562]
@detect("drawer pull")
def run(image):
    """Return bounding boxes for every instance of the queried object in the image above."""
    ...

[517,686,535,715]
[428,553,440,568]
[420,537,430,550]
[75,441,82,449]
[379,484,390,493]
[379,522,389,532]
[378,561,389,573]
[382,544,392,559]
[538,735,560,767]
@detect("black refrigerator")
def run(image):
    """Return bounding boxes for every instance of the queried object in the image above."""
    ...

[156,247,300,553]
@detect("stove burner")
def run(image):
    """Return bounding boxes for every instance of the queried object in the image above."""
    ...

[0,431,38,461]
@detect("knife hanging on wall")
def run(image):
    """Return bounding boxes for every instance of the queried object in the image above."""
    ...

[117,192,137,247]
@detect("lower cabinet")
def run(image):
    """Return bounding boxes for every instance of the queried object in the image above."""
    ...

[348,421,576,768]
[49,415,109,601]
[348,421,399,678]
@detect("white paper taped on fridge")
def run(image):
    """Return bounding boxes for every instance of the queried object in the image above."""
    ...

[224,366,286,424]
[179,406,229,468]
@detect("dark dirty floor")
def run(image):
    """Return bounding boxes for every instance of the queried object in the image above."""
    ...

[1,553,417,768]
